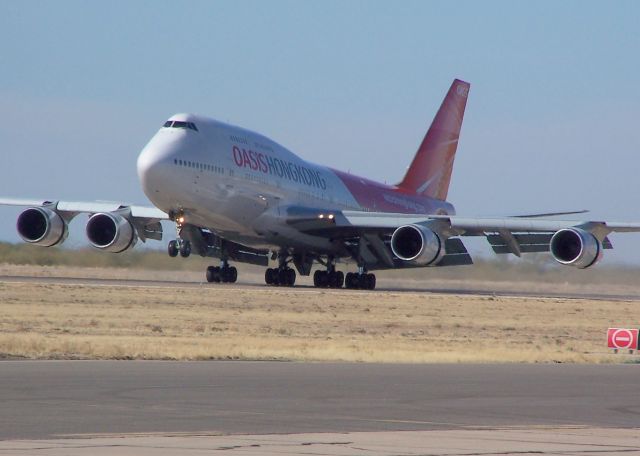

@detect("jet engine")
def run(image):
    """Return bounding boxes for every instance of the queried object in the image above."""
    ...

[390,224,444,266]
[16,207,68,247]
[549,228,601,269]
[85,213,137,253]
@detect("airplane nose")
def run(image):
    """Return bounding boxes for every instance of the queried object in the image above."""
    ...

[137,146,161,195]
[137,137,176,199]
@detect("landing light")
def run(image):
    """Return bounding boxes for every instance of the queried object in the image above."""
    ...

[177,216,185,224]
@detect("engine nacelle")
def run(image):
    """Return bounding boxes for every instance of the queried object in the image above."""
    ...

[16,207,68,247]
[86,212,137,253]
[390,224,444,266]
[550,228,601,269]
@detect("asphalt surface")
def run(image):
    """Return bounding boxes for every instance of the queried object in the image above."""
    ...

[1,361,639,440]
[2,274,640,301]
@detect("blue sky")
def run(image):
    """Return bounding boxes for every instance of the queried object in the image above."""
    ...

[1,1,639,263]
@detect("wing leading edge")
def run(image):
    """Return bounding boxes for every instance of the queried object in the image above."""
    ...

[0,198,168,245]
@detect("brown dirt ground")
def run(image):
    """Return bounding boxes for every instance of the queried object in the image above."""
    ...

[1,265,638,363]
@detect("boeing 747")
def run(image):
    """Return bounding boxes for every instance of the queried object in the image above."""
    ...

[3,79,639,289]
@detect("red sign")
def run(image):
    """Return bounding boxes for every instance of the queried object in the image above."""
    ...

[607,328,639,350]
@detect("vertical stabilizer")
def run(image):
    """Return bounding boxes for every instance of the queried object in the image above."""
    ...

[397,79,470,201]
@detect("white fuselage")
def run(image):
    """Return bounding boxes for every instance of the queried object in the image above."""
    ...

[137,113,455,252]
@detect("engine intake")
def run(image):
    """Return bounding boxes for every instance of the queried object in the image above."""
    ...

[550,228,601,269]
[16,207,68,247]
[86,213,137,253]
[390,224,443,266]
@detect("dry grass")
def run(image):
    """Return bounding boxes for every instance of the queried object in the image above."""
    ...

[0,277,637,363]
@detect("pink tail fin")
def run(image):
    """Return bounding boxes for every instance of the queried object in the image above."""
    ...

[397,79,470,201]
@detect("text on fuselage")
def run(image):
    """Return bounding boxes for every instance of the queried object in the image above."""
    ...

[232,146,327,190]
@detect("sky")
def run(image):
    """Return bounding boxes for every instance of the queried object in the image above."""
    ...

[1,1,639,264]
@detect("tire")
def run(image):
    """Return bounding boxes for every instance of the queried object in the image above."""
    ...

[265,268,274,285]
[335,271,344,288]
[366,273,376,290]
[207,266,221,283]
[168,240,178,257]
[277,268,288,286]
[206,266,215,283]
[179,240,191,258]
[228,266,238,283]
[313,270,322,287]
[328,271,338,288]
[345,272,355,289]
[286,268,296,286]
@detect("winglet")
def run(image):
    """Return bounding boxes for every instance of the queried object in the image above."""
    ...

[397,79,470,201]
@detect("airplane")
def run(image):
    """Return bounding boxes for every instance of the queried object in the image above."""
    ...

[3,79,640,290]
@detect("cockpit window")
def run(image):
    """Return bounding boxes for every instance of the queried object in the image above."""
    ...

[163,120,199,131]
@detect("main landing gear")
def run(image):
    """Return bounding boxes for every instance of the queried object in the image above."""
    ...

[168,239,191,258]
[206,260,238,283]
[313,268,344,288]
[265,253,296,287]
[344,267,376,290]
[265,267,296,286]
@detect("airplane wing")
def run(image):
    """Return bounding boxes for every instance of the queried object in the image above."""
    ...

[0,198,168,220]
[278,206,640,270]
[0,197,168,244]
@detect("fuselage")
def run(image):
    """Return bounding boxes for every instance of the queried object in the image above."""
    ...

[137,113,455,251]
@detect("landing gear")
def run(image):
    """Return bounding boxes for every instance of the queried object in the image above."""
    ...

[265,267,296,286]
[312,257,344,288]
[265,252,296,287]
[344,266,376,290]
[313,269,344,288]
[179,240,191,258]
[168,239,191,258]
[206,261,238,283]
[168,240,178,257]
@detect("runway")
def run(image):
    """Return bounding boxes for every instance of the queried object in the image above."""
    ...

[2,274,640,301]
[1,361,639,440]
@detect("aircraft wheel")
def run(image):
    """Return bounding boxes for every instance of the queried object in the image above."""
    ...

[265,268,274,285]
[365,273,376,290]
[313,270,323,287]
[227,266,238,283]
[345,272,356,289]
[335,271,344,288]
[168,240,179,257]
[276,268,289,286]
[206,266,221,283]
[286,268,296,286]
[344,272,352,289]
[179,240,191,258]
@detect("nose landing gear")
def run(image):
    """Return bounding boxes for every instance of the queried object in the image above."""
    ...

[168,239,191,258]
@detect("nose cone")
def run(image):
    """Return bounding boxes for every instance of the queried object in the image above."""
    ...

[137,134,179,201]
